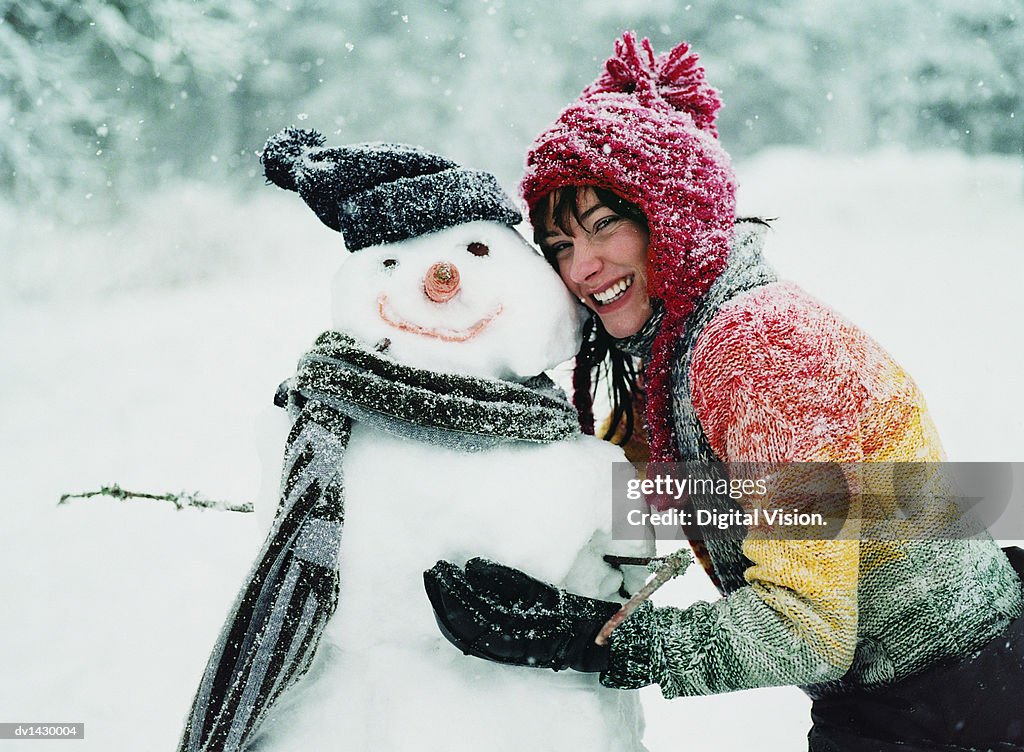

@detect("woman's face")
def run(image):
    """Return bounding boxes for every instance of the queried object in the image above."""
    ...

[538,188,652,339]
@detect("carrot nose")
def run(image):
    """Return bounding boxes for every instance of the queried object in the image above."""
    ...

[424,262,460,303]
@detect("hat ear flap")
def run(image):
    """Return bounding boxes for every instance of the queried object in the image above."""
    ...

[260,127,327,192]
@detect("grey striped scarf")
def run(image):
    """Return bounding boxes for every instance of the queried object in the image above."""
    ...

[177,330,579,752]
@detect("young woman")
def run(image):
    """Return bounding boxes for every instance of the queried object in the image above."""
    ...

[424,33,1024,750]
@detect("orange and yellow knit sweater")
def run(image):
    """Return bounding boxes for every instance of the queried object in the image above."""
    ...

[603,224,1023,698]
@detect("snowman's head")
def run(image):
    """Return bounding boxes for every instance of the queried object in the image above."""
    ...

[259,127,584,381]
[331,221,583,380]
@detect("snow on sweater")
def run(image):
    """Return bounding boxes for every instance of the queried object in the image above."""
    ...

[602,227,1023,698]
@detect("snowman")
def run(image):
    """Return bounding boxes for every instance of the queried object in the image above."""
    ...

[178,129,654,752]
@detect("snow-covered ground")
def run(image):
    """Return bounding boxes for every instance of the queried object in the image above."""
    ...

[1,148,1022,750]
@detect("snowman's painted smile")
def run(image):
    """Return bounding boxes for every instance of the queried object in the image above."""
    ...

[377,294,503,342]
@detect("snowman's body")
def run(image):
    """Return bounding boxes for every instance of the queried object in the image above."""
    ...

[250,221,652,751]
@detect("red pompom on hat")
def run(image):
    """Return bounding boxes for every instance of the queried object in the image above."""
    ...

[521,32,737,462]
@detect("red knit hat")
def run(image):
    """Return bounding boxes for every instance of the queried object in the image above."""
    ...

[521,32,737,462]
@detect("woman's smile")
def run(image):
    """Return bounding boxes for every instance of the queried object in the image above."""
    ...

[591,274,635,306]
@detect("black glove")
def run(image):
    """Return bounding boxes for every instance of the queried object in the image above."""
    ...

[423,557,619,673]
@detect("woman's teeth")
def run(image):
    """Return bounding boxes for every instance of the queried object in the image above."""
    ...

[593,276,633,306]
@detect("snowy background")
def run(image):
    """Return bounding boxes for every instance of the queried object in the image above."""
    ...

[1,1,1022,750]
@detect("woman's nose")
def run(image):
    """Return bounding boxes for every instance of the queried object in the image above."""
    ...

[424,261,460,303]
[567,239,602,285]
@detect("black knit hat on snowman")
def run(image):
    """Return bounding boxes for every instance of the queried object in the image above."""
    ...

[260,127,522,251]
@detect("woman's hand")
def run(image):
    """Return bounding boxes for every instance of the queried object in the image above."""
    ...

[423,558,619,673]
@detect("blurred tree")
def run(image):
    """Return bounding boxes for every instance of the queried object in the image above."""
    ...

[1,0,261,209]
[1,0,1020,214]
[858,0,1021,156]
[909,2,1020,156]
[667,0,828,155]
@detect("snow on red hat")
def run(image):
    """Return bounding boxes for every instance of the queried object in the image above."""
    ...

[520,32,737,461]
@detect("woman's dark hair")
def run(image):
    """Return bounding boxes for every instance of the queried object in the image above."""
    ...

[575,313,643,444]
[530,186,647,445]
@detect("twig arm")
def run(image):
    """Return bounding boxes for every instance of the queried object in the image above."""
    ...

[58,484,253,513]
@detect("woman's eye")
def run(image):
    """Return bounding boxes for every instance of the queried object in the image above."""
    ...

[467,242,489,257]
[550,242,572,256]
[593,215,620,232]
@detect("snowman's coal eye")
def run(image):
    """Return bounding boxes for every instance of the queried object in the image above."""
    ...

[382,258,398,269]
[467,242,489,257]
